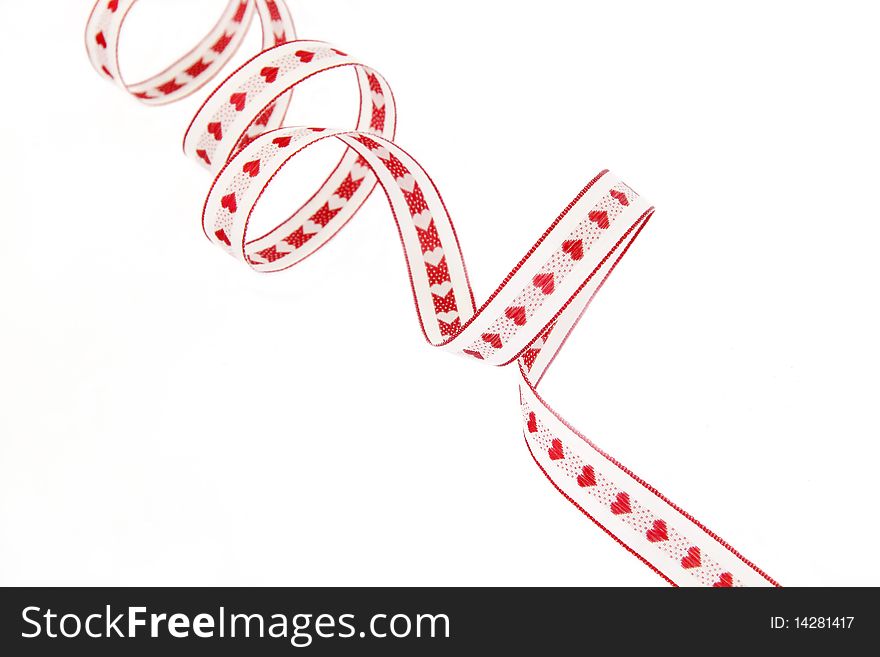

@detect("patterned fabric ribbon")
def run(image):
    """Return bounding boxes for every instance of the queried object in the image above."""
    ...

[85,0,778,587]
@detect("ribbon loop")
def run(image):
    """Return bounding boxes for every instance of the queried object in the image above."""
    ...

[86,0,296,104]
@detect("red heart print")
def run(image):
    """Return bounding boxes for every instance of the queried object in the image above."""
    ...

[221,193,237,213]
[548,439,564,461]
[562,239,584,261]
[332,48,347,56]
[107,0,118,11]
[532,273,555,295]
[681,546,701,569]
[229,92,247,111]
[260,66,279,83]
[589,210,610,229]
[207,122,223,140]
[295,50,315,63]
[610,189,629,206]
[527,412,537,433]
[577,465,596,488]
[95,31,107,48]
[505,306,526,326]
[242,159,261,177]
[610,492,631,515]
[272,135,292,148]
[713,572,734,587]
[214,229,231,246]
[481,333,503,349]
[646,520,668,543]
[101,65,113,78]
[463,349,483,359]
[196,149,211,165]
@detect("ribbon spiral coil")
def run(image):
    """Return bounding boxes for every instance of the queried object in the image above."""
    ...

[85,0,777,587]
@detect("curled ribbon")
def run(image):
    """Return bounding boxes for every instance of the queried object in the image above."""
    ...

[85,0,778,587]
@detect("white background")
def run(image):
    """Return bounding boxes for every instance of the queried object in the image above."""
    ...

[1,0,878,586]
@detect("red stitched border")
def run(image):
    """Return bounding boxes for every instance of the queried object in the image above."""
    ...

[520,369,781,587]
[434,170,610,345]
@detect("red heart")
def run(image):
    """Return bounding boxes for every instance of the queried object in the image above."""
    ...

[107,0,118,11]
[260,66,279,83]
[681,546,701,569]
[589,210,610,229]
[532,273,554,295]
[214,229,231,246]
[526,412,537,433]
[254,104,275,127]
[101,65,113,78]
[481,333,502,349]
[295,50,315,63]
[562,239,584,261]
[272,135,292,148]
[505,306,526,326]
[577,465,596,488]
[95,31,107,48]
[462,349,483,359]
[610,189,629,206]
[646,519,668,543]
[548,439,564,461]
[712,572,734,587]
[332,48,348,56]
[610,492,631,515]
[207,122,223,140]
[196,149,211,165]
[229,92,247,111]
[242,159,261,177]
[221,193,237,213]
